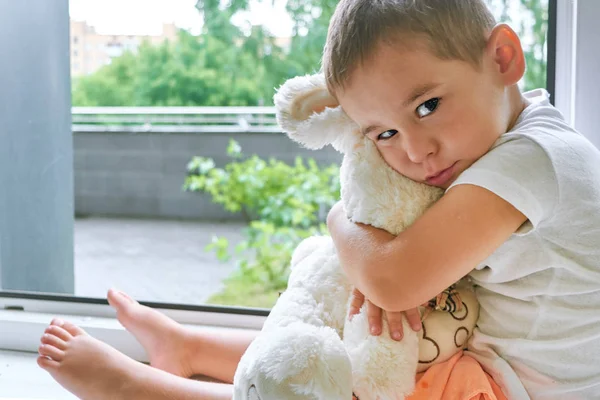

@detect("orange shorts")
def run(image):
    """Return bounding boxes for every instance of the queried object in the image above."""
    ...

[352,351,507,400]
[408,351,507,400]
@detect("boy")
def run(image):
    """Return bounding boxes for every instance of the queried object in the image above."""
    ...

[324,1,600,399]
[38,1,600,399]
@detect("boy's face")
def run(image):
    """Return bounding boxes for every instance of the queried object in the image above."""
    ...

[336,41,509,189]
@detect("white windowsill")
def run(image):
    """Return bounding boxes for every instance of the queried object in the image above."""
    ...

[0,348,227,400]
[0,307,264,360]
[0,309,136,399]
[1,349,78,399]
[0,308,263,399]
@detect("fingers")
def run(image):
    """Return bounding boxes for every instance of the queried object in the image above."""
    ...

[348,288,365,319]
[367,300,382,335]
[349,290,420,341]
[386,311,405,341]
[405,307,423,332]
[348,289,384,337]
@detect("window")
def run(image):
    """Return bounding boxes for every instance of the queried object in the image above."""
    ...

[2,0,556,306]
[5,0,599,343]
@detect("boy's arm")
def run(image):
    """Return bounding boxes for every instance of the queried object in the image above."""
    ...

[327,184,527,312]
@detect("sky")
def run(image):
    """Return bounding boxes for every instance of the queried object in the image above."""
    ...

[68,0,535,44]
[68,0,294,37]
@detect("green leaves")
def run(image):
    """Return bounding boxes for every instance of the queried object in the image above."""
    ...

[485,0,549,91]
[184,139,339,307]
[226,140,243,158]
[206,235,232,262]
[184,139,340,226]
[72,28,293,107]
[72,1,549,108]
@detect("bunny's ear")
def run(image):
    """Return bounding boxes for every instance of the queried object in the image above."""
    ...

[274,74,358,150]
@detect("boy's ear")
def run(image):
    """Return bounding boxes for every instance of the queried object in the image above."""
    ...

[487,23,525,86]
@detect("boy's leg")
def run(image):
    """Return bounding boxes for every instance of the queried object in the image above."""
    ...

[107,289,258,383]
[38,320,234,400]
[185,326,259,383]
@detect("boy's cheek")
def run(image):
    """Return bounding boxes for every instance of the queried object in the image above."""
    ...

[326,201,343,230]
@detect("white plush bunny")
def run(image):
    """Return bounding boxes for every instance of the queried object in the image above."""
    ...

[232,74,479,400]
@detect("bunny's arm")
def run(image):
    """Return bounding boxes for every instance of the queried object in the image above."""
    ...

[327,184,526,312]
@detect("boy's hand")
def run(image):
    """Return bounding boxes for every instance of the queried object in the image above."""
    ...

[348,288,421,341]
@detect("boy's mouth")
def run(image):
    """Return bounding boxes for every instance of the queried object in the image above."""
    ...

[425,162,458,187]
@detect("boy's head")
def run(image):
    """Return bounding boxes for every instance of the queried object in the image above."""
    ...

[323,0,496,93]
[323,0,528,189]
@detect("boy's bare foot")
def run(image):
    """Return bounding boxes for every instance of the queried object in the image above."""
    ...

[37,319,138,400]
[107,288,195,378]
[38,319,235,400]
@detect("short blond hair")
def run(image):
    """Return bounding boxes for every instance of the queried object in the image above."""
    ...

[323,0,496,93]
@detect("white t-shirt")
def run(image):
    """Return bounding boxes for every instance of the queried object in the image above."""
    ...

[448,89,600,400]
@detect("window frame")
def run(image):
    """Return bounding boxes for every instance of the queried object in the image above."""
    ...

[5,0,600,360]
[552,0,577,124]
[0,291,267,360]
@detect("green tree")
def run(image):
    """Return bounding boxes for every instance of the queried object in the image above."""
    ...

[195,0,249,42]
[282,0,549,89]
[517,0,549,90]
[284,0,338,73]
[73,0,550,106]
[194,0,300,103]
[72,29,290,106]
[71,51,137,106]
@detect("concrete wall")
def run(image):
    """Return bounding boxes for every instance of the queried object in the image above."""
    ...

[74,131,342,220]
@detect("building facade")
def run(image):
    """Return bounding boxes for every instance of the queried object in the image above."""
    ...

[70,20,178,76]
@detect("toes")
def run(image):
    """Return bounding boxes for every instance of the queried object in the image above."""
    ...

[51,318,65,327]
[48,318,87,338]
[38,344,65,361]
[41,333,67,350]
[37,355,60,370]
[107,288,137,310]
[62,321,87,337]
[45,325,72,342]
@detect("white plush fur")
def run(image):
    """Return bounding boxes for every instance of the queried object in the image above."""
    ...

[233,74,476,400]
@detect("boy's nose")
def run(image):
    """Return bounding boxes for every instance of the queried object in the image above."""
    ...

[403,133,437,164]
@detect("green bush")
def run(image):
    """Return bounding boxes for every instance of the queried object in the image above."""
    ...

[184,139,339,307]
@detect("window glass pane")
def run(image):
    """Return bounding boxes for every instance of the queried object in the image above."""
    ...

[67,0,339,309]
[3,0,550,309]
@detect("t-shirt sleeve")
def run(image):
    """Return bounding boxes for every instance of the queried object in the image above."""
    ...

[447,135,559,235]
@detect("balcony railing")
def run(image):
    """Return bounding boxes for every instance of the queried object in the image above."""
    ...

[72,106,280,133]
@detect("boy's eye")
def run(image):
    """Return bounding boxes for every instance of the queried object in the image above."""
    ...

[377,129,398,140]
[416,98,440,118]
